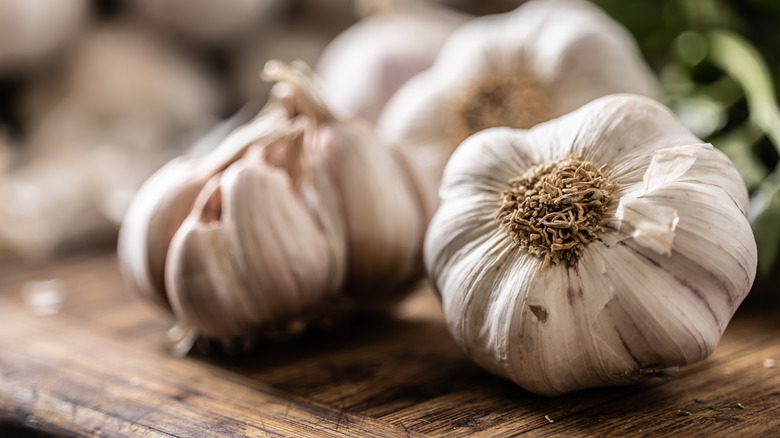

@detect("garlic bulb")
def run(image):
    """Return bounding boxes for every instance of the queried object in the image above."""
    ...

[0,0,89,72]
[119,60,424,342]
[377,0,660,221]
[424,94,757,396]
[316,0,467,123]
[131,0,286,46]
[0,26,223,262]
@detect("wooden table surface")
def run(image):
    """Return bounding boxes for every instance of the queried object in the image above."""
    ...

[1,251,780,437]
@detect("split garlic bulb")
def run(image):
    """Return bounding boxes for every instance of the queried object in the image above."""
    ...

[119,61,424,342]
[165,119,349,339]
[316,0,467,123]
[377,0,660,221]
[424,94,757,396]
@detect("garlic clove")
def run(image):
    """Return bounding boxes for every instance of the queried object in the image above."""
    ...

[425,94,757,395]
[117,104,298,309]
[228,130,349,306]
[378,0,661,222]
[164,177,255,339]
[316,121,425,296]
[265,59,426,296]
[166,128,348,340]
[117,156,212,309]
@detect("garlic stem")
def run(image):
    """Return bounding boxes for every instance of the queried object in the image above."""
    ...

[262,60,334,122]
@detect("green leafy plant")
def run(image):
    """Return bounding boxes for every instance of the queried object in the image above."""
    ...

[599,0,780,280]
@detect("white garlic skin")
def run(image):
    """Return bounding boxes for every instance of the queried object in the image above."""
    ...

[424,94,757,396]
[377,0,661,222]
[316,2,467,123]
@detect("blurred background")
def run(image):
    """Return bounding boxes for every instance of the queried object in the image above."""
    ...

[0,0,778,301]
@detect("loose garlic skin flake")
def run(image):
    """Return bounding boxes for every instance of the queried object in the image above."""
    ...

[424,94,757,396]
[378,0,660,221]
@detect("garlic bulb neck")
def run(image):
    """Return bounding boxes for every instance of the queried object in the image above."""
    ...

[263,60,334,122]
[496,155,614,269]
[446,66,553,146]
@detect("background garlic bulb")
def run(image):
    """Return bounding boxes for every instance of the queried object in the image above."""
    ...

[119,60,424,343]
[130,0,286,46]
[377,0,661,221]
[316,0,467,123]
[0,0,89,72]
[424,94,757,396]
[0,26,223,261]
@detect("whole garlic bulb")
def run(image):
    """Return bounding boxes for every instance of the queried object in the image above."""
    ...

[316,0,467,123]
[377,0,660,221]
[119,60,424,342]
[424,94,757,396]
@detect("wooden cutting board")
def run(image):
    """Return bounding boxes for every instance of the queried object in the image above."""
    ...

[1,251,779,437]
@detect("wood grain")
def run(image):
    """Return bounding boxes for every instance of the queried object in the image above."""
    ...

[1,252,779,437]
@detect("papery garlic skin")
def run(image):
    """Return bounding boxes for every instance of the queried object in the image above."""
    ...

[424,94,757,396]
[378,0,660,221]
[316,1,467,123]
